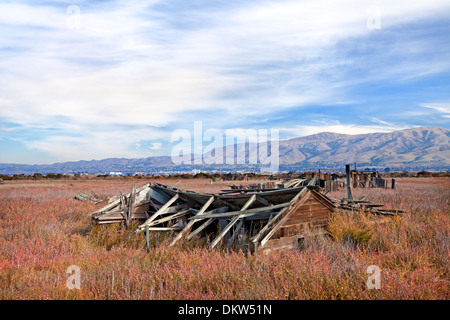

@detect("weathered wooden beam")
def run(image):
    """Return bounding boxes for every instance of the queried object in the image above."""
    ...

[146,227,183,231]
[97,221,119,225]
[144,209,191,227]
[130,193,180,237]
[260,189,313,247]
[187,202,291,220]
[186,207,228,240]
[346,164,353,200]
[169,195,215,246]
[96,215,126,221]
[209,194,256,249]
[126,184,136,228]
[213,197,241,211]
[218,188,279,194]
[255,195,271,206]
[90,183,151,216]
[187,218,215,240]
[95,209,125,218]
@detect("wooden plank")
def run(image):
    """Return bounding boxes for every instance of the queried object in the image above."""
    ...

[146,227,183,231]
[255,195,270,206]
[95,213,152,224]
[130,193,180,237]
[186,207,228,240]
[169,195,215,246]
[258,236,299,254]
[97,220,124,225]
[90,183,151,216]
[209,194,256,249]
[187,202,292,220]
[97,214,125,221]
[285,213,330,224]
[95,210,125,218]
[144,209,191,227]
[259,189,313,247]
[187,218,215,240]
[126,185,136,228]
[151,184,176,203]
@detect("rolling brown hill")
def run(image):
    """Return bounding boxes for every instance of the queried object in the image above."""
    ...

[277,126,450,166]
[0,126,448,174]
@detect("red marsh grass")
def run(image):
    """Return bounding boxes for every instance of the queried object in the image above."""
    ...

[0,177,448,299]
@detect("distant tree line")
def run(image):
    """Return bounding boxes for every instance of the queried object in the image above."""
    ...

[0,171,447,181]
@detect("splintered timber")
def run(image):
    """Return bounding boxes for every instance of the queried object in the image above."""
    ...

[90,175,403,253]
[178,304,272,317]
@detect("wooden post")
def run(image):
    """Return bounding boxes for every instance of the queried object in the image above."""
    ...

[145,225,150,253]
[346,164,353,201]
[127,185,136,229]
[391,178,396,189]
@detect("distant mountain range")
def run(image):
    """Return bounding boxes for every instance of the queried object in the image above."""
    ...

[1,126,449,175]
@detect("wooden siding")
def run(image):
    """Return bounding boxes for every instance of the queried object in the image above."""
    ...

[264,190,334,245]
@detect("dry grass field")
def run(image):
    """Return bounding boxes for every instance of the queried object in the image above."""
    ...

[0,177,448,299]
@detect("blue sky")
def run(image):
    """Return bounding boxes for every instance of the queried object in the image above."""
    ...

[0,0,449,164]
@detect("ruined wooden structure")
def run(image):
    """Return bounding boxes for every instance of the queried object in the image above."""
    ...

[89,176,402,253]
[347,169,395,189]
[226,176,343,194]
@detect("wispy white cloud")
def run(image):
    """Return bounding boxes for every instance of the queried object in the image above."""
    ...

[0,0,449,163]
[21,125,171,162]
[421,103,450,118]
[149,142,162,150]
[285,122,409,138]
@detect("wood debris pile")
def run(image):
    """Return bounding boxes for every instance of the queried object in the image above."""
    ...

[89,175,403,253]
[74,191,104,204]
[329,197,404,215]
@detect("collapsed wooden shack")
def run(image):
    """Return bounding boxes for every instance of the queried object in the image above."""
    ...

[89,178,403,253]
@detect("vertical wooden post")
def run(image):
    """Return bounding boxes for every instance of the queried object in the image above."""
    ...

[391,178,396,189]
[127,184,136,229]
[145,224,150,253]
[346,164,353,201]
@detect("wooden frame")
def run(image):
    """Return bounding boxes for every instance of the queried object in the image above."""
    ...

[89,177,403,253]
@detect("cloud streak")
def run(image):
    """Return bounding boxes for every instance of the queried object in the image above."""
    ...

[0,0,449,163]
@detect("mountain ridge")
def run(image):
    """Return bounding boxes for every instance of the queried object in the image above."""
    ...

[1,126,448,174]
